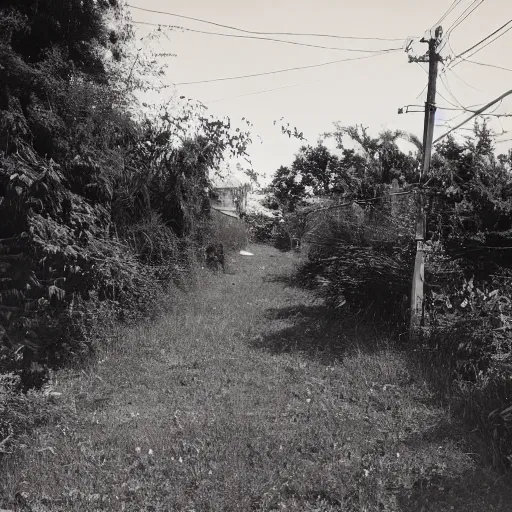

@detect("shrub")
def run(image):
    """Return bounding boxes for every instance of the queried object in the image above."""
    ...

[417,242,512,468]
[244,212,277,244]
[298,199,415,327]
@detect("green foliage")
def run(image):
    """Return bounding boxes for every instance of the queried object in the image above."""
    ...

[0,371,67,454]
[428,124,512,276]
[298,196,416,325]
[269,165,306,212]
[269,127,420,214]
[245,213,278,244]
[0,1,253,389]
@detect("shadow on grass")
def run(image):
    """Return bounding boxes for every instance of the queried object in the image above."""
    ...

[250,301,393,366]
[398,469,512,512]
[263,271,317,290]
[254,269,512,510]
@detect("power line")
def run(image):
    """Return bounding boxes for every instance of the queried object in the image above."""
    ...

[172,49,400,86]
[438,71,492,114]
[434,87,512,143]
[204,79,324,104]
[451,18,512,64]
[445,0,484,36]
[127,4,406,41]
[303,191,413,217]
[438,74,468,109]
[451,24,512,69]
[438,0,484,52]
[432,0,464,29]
[446,67,485,93]
[460,59,512,73]
[131,20,402,53]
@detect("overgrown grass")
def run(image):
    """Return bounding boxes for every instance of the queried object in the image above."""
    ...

[1,245,511,511]
[210,209,249,252]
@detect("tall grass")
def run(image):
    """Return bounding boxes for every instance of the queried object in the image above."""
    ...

[209,209,249,251]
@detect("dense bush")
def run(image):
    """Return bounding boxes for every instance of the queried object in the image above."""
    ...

[297,192,416,325]
[245,212,277,244]
[0,1,252,389]
[280,122,512,468]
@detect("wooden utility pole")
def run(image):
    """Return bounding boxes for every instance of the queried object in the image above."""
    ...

[409,26,443,331]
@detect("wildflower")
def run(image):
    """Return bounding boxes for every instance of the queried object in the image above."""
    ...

[135,447,141,454]
[148,449,154,456]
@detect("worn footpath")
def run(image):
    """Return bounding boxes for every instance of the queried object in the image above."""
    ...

[1,244,511,511]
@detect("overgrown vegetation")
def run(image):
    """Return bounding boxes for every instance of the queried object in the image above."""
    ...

[0,0,252,397]
[268,122,512,469]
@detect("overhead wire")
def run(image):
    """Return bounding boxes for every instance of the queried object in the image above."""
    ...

[127,4,407,41]
[451,25,512,70]
[446,67,486,93]
[449,19,512,69]
[437,0,485,52]
[431,0,464,29]
[131,21,402,53]
[438,74,468,109]
[459,60,512,73]
[443,0,484,36]
[434,88,512,143]
[172,49,400,86]
[204,79,324,104]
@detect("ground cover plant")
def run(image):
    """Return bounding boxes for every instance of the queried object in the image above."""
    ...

[2,245,511,511]
[271,122,512,471]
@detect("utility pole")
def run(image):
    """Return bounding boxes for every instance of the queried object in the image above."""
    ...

[408,26,443,331]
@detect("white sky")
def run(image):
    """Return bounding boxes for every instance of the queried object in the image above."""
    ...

[128,0,512,185]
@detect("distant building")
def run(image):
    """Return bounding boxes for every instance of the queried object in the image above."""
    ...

[210,175,251,219]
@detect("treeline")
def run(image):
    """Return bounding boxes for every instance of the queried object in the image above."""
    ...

[267,123,512,469]
[0,1,250,389]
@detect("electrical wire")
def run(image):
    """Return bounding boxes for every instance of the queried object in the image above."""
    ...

[446,67,485,93]
[444,0,484,36]
[438,72,490,114]
[131,21,402,53]
[434,88,512,143]
[438,74,467,109]
[127,4,407,41]
[438,0,484,52]
[204,79,324,104]
[172,49,400,86]
[431,0,464,29]
[460,59,512,72]
[303,190,414,217]
[451,25,512,70]
[454,20,512,60]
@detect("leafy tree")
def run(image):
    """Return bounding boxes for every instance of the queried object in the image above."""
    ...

[270,165,305,212]
[291,144,339,196]
[328,124,419,190]
[428,122,512,273]
[0,1,254,388]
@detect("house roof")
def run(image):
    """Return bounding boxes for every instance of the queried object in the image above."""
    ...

[211,175,245,189]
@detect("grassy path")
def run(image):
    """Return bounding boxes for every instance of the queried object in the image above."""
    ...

[2,244,511,511]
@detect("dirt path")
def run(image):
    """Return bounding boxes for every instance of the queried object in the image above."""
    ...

[2,244,511,511]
